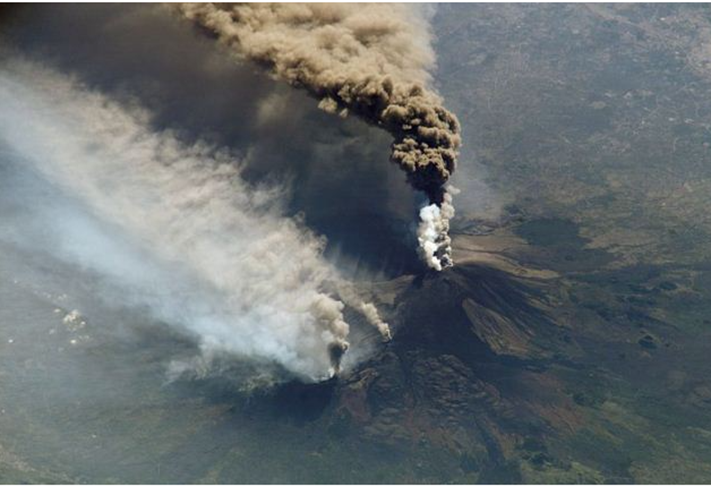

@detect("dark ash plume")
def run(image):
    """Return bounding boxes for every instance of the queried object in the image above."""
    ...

[179,3,462,270]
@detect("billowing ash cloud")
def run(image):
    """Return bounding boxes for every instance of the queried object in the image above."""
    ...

[0,57,389,381]
[179,3,462,270]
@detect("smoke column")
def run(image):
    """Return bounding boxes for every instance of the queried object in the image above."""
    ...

[179,3,462,270]
[336,283,392,342]
[0,57,392,381]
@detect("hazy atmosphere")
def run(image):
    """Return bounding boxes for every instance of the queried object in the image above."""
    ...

[1,3,711,483]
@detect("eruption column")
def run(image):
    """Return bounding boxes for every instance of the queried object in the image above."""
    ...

[179,3,462,270]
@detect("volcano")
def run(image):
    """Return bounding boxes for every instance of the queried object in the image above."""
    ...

[225,228,709,483]
[2,4,711,484]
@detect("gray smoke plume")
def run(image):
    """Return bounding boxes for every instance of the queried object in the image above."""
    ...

[179,3,462,270]
[0,56,398,381]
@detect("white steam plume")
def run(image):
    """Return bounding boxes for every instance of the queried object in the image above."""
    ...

[417,188,457,271]
[0,57,385,381]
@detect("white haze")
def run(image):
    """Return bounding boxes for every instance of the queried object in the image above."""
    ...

[0,57,389,382]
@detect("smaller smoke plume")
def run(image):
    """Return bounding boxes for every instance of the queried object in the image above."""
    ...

[336,283,392,342]
[178,3,461,270]
[358,302,392,342]
[310,294,350,371]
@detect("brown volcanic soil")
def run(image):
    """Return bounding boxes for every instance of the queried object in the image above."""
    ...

[265,231,711,483]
